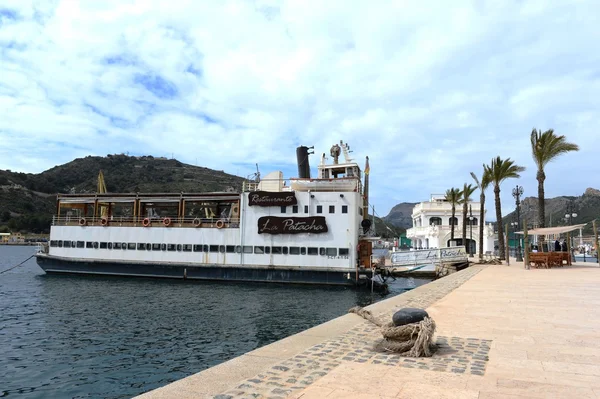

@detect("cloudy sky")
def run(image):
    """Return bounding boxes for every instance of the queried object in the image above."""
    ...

[1,0,598,218]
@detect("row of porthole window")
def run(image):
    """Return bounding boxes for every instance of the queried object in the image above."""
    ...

[49,240,349,257]
[282,204,348,214]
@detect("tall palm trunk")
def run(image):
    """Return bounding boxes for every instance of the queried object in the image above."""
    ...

[537,169,546,248]
[479,192,485,261]
[462,201,468,252]
[495,186,505,260]
[450,205,456,240]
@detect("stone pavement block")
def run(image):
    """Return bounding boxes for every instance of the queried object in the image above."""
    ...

[496,378,596,398]
[396,382,478,399]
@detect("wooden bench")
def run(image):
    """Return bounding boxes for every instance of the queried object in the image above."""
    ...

[529,252,549,268]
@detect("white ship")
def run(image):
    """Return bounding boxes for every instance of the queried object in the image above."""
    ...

[35,142,376,286]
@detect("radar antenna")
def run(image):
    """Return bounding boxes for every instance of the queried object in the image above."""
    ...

[340,140,353,163]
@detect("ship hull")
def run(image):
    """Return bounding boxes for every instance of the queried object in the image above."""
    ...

[35,254,355,286]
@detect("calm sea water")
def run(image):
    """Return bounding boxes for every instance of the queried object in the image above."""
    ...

[0,245,431,399]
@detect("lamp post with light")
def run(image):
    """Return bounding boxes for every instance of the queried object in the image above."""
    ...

[565,201,577,257]
[512,185,524,261]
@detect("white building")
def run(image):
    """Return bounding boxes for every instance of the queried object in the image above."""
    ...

[406,194,495,255]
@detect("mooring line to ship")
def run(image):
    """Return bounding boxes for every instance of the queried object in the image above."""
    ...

[0,254,35,275]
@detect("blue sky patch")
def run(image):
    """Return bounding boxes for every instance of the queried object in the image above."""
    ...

[134,73,178,99]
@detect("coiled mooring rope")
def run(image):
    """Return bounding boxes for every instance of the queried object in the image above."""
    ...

[0,254,35,275]
[349,306,436,357]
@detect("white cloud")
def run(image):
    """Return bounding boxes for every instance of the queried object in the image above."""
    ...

[1,0,599,219]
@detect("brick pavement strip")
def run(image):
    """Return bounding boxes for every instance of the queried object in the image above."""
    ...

[212,266,488,399]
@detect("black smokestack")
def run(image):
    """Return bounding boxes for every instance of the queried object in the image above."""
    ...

[296,146,312,178]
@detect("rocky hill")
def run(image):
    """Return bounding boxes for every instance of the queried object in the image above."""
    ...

[382,202,417,230]
[0,154,402,236]
[503,188,600,234]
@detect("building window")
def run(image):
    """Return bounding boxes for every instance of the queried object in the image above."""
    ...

[292,205,298,213]
[449,217,458,226]
[304,205,309,213]
[342,205,348,214]
[329,205,335,214]
[470,217,478,226]
[281,206,286,213]
[254,246,264,254]
[429,217,442,226]
[339,248,349,256]
[316,205,323,214]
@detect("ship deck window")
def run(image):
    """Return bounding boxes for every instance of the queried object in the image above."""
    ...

[282,247,289,255]
[137,243,146,250]
[167,244,176,251]
[203,244,208,252]
[209,245,219,253]
[319,247,325,255]
[242,246,253,253]
[307,247,318,255]
[146,243,151,251]
[316,205,322,214]
[93,242,99,249]
[64,241,71,248]
[153,243,161,251]
[122,242,127,250]
[329,205,335,213]
[76,241,84,248]
[50,240,58,247]
[292,205,298,213]
[193,244,203,252]
[114,242,122,250]
[183,244,193,252]
[265,246,271,254]
[58,241,63,248]
[235,246,242,253]
[226,245,235,253]
[177,244,183,251]
[304,205,308,213]
[339,248,349,256]
[108,242,113,249]
[272,246,282,254]
[289,246,300,255]
[254,246,264,254]
[281,206,286,213]
[161,244,167,251]
[326,248,337,256]
[127,243,136,250]
[86,242,93,249]
[300,247,306,255]
[100,242,108,249]
[342,205,348,214]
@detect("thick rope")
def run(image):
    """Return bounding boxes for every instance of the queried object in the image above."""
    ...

[0,254,35,275]
[349,306,436,357]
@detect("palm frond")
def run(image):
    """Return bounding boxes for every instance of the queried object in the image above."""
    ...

[531,128,579,170]
[486,156,525,187]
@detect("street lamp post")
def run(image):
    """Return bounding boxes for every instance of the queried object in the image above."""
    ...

[512,185,524,261]
[565,200,578,258]
[468,204,473,257]
[511,220,519,260]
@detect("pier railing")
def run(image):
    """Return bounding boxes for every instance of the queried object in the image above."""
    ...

[52,216,241,229]
[389,246,467,267]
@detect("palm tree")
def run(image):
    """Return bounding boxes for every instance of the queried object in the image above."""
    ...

[530,129,579,248]
[484,156,525,260]
[471,167,491,261]
[461,183,476,254]
[445,188,462,241]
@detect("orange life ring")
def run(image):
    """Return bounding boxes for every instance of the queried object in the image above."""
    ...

[163,217,172,227]
[100,217,108,226]
[142,218,151,227]
[215,219,225,229]
[193,218,201,227]
[79,218,87,226]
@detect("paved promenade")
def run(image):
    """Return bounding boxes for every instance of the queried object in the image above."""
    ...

[138,261,600,398]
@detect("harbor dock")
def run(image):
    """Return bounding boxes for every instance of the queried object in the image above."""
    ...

[137,260,600,398]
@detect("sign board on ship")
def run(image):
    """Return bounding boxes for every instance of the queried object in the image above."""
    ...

[257,216,328,235]
[248,191,297,207]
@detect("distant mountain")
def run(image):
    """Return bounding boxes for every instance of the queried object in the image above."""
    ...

[502,188,600,235]
[0,154,247,233]
[382,202,417,230]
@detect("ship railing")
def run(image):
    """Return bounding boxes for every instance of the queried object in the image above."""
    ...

[51,216,241,228]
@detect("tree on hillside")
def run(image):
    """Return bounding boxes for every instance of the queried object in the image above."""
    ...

[484,156,525,260]
[461,183,476,253]
[471,167,491,261]
[530,129,579,247]
[445,187,462,241]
